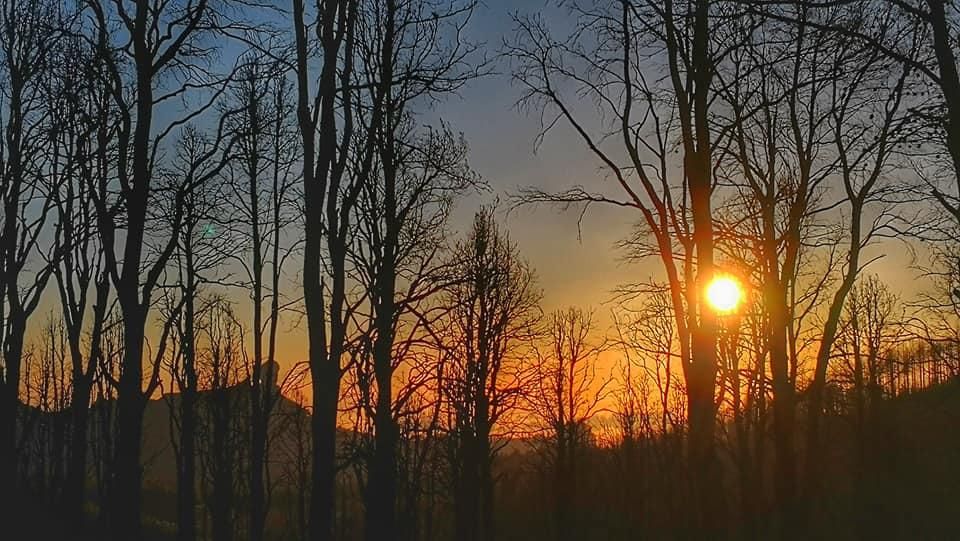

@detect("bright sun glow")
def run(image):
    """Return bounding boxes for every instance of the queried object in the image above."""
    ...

[706,275,743,313]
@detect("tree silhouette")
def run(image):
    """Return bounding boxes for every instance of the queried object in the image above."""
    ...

[443,207,541,541]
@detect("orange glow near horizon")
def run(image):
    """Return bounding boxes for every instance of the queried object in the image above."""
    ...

[706,275,743,314]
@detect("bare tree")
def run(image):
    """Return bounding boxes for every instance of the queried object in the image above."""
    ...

[278,372,312,541]
[833,274,904,537]
[839,275,901,438]
[222,56,300,541]
[767,1,960,227]
[442,208,541,541]
[46,31,115,528]
[22,317,70,501]
[197,298,245,541]
[611,290,687,534]
[82,0,231,536]
[798,19,916,515]
[354,118,479,541]
[507,1,732,530]
[528,307,608,541]
[708,3,919,532]
[613,288,683,438]
[317,1,485,537]
[90,310,123,529]
[291,1,358,538]
[0,0,65,508]
[716,11,830,526]
[161,125,234,541]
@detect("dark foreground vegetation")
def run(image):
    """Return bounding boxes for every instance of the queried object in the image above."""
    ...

[11,376,960,541]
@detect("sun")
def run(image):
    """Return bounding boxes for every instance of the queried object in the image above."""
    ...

[706,275,743,313]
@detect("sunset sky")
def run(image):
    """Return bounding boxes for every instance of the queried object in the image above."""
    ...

[24,0,927,384]
[219,0,923,378]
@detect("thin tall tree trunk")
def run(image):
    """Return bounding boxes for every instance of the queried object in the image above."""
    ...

[249,96,268,541]
[687,146,723,539]
[63,274,108,527]
[479,430,494,541]
[296,1,349,538]
[65,376,91,523]
[805,202,863,511]
[110,5,154,533]
[0,313,26,506]
[366,4,399,532]
[0,74,28,513]
[765,257,798,537]
[178,229,198,541]
[210,384,234,541]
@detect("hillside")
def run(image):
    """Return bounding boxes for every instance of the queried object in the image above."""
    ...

[11,377,960,540]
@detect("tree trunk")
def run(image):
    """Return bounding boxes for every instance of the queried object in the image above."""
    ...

[555,432,572,541]
[366,323,398,541]
[0,313,26,508]
[927,0,960,194]
[804,202,863,518]
[686,340,722,538]
[0,75,27,514]
[210,386,234,541]
[249,102,267,541]
[178,227,198,541]
[687,159,722,538]
[768,287,798,537]
[309,386,338,541]
[178,390,197,541]
[365,372,398,541]
[64,377,92,525]
[110,6,155,535]
[453,434,478,541]
[295,0,348,539]
[366,15,399,529]
[112,301,146,540]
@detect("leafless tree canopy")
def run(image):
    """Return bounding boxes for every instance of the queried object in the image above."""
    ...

[3,1,960,541]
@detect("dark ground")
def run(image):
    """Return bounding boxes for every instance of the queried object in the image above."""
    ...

[10,379,960,541]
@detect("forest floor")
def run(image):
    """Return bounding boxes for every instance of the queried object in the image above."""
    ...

[4,497,167,541]
[8,377,960,540]
[6,501,86,540]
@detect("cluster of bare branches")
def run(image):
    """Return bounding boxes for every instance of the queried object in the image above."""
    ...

[506,0,960,539]
[3,0,960,540]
